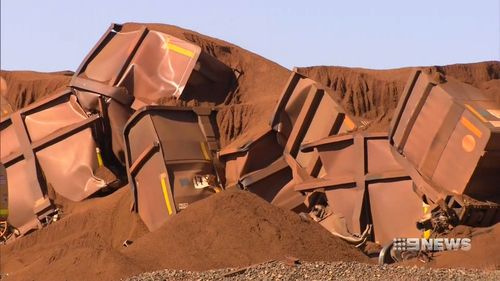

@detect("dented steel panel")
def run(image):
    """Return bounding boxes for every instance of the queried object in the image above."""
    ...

[124,106,220,231]
[116,30,201,101]
[219,70,358,207]
[73,23,234,103]
[368,180,423,245]
[71,23,234,164]
[0,117,52,235]
[219,126,283,188]
[297,132,423,244]
[389,70,500,203]
[0,89,115,236]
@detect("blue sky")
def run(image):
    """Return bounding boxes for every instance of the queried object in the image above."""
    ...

[1,0,499,71]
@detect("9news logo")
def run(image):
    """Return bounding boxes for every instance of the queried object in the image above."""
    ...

[393,238,472,251]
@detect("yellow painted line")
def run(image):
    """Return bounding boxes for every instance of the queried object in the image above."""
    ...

[344,117,356,130]
[460,117,482,138]
[96,147,104,168]
[422,202,431,239]
[200,142,211,160]
[167,42,195,58]
[160,173,173,215]
[464,104,488,123]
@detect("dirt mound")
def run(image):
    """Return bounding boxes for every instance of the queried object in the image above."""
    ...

[0,187,148,281]
[297,61,500,131]
[0,70,72,111]
[0,188,369,281]
[123,189,370,272]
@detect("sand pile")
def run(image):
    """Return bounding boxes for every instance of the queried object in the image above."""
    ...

[0,187,148,281]
[123,189,370,272]
[0,189,369,281]
[0,70,72,111]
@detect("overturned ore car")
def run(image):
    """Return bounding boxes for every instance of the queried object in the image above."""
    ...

[389,70,500,235]
[219,70,358,211]
[124,106,222,231]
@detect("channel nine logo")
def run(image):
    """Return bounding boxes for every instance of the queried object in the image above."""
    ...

[393,237,471,251]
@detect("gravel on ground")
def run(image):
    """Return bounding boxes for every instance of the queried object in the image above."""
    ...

[124,260,500,281]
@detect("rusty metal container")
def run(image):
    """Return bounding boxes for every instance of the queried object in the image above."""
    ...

[0,89,115,235]
[219,70,357,208]
[218,126,283,188]
[270,70,358,176]
[71,23,234,163]
[72,23,234,103]
[124,106,221,231]
[297,132,424,245]
[389,70,500,203]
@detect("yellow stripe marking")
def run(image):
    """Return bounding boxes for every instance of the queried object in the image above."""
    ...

[96,147,104,168]
[344,117,356,130]
[200,142,211,160]
[160,173,173,215]
[422,202,431,239]
[464,104,488,123]
[167,42,195,58]
[460,117,482,138]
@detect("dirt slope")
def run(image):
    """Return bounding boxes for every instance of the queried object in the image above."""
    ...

[297,61,500,130]
[0,70,72,111]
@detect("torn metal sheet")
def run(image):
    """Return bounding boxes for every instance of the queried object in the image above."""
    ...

[389,70,500,204]
[124,106,221,231]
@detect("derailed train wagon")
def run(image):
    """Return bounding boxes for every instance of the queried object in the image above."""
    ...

[124,106,222,231]
[0,89,117,237]
[219,70,358,210]
[390,70,500,202]
[71,23,235,163]
[297,132,424,246]
[389,70,500,228]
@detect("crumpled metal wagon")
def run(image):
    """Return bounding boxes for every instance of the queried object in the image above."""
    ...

[124,106,222,231]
